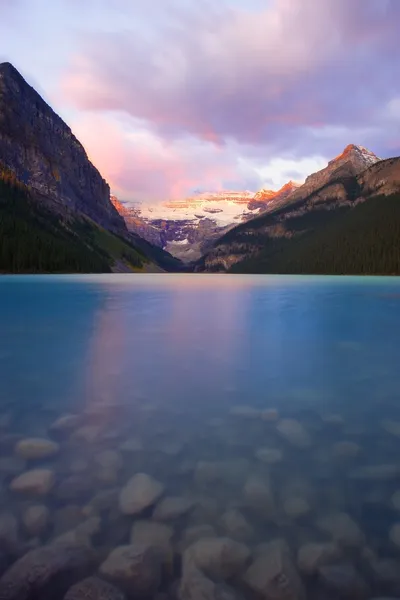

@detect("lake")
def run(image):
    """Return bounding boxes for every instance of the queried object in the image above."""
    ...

[1,273,400,599]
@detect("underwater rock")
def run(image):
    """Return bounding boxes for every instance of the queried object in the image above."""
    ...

[243,539,305,600]
[276,419,312,448]
[183,537,250,581]
[153,496,195,521]
[10,468,55,496]
[0,513,19,551]
[22,505,49,537]
[180,525,217,549]
[14,438,59,460]
[130,520,174,573]
[297,542,341,575]
[194,461,223,486]
[316,512,364,547]
[53,505,84,536]
[72,425,102,444]
[220,509,254,542]
[64,576,126,600]
[119,473,164,516]
[131,520,173,552]
[243,475,276,518]
[83,489,119,516]
[179,565,245,600]
[318,563,369,598]
[94,450,123,472]
[0,542,96,600]
[255,448,283,464]
[50,414,80,433]
[99,544,162,596]
[283,497,311,519]
[53,517,102,547]
[55,474,94,502]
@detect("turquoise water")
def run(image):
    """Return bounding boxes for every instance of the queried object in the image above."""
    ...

[1,274,400,597]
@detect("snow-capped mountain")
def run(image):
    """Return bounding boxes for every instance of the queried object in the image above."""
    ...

[112,191,263,262]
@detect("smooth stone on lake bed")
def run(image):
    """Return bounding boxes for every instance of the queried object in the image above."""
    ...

[318,563,369,598]
[220,509,254,541]
[243,475,276,517]
[119,473,164,515]
[94,450,123,471]
[316,512,364,547]
[180,565,244,600]
[0,542,96,600]
[243,539,305,600]
[131,520,173,549]
[276,419,312,448]
[152,496,195,521]
[0,512,19,549]
[297,542,341,575]
[50,414,80,432]
[10,468,55,496]
[99,544,162,596]
[184,537,250,580]
[283,496,311,519]
[14,438,59,460]
[64,576,126,600]
[22,504,50,537]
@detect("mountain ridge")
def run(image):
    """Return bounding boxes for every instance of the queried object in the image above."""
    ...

[196,152,400,273]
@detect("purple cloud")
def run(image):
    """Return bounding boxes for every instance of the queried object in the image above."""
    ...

[60,0,400,159]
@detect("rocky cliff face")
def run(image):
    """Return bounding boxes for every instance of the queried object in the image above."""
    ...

[267,145,380,213]
[199,146,398,272]
[110,196,162,245]
[0,62,125,233]
[248,181,301,211]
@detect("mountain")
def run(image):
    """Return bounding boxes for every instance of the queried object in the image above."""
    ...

[0,62,181,273]
[196,145,400,274]
[112,187,310,263]
[112,190,260,262]
[248,180,301,211]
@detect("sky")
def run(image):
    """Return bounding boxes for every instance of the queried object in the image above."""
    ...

[1,0,399,204]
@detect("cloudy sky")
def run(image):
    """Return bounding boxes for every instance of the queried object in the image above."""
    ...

[1,0,399,203]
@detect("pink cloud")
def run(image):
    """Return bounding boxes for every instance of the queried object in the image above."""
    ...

[71,113,254,201]
[58,0,400,166]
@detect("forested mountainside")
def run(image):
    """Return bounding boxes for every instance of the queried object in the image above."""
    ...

[198,155,400,275]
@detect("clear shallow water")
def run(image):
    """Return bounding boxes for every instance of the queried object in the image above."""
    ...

[2,274,400,598]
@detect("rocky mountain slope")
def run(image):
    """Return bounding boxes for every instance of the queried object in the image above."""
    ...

[248,181,301,211]
[0,62,181,273]
[196,145,400,273]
